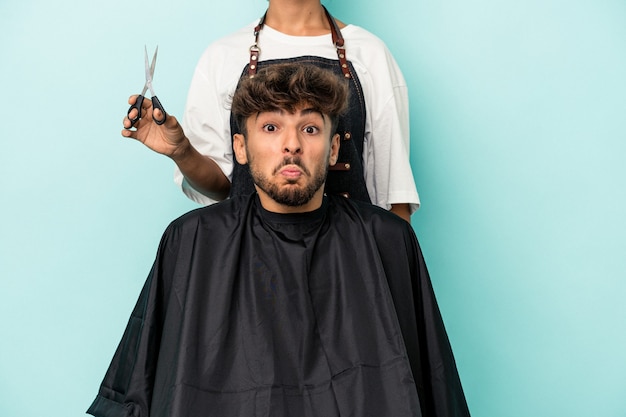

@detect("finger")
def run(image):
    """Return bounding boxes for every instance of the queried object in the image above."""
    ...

[125,107,141,126]
[121,128,135,138]
[127,95,151,109]
[153,108,166,124]
[123,115,134,130]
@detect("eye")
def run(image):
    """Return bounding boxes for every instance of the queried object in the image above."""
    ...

[303,125,320,134]
[263,124,277,132]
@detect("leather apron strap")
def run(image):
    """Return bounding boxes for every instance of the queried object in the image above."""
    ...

[248,6,351,79]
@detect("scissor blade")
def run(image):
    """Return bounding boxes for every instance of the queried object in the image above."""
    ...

[150,46,158,78]
[144,45,152,83]
[143,45,158,96]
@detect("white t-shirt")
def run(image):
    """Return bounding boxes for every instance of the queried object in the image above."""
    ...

[176,21,420,212]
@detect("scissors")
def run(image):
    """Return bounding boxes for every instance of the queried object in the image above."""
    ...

[127,46,167,126]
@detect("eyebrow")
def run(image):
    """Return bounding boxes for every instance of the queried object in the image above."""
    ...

[299,108,327,122]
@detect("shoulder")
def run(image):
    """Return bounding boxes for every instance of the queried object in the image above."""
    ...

[341,25,388,48]
[339,25,405,88]
[327,196,420,264]
[341,25,397,62]
[328,195,413,237]
[165,196,252,237]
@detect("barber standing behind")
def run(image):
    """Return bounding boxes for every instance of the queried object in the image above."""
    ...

[123,0,420,222]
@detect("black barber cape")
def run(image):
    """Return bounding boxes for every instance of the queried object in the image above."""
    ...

[88,195,470,417]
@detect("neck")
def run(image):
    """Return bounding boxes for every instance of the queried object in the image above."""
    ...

[265,0,332,36]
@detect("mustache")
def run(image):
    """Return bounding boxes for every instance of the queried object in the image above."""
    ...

[273,157,310,176]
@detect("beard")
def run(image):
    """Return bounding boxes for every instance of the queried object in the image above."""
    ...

[248,154,329,207]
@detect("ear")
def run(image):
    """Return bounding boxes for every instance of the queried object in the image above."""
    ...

[233,133,248,165]
[329,133,340,166]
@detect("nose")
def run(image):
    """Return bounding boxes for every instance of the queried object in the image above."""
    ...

[282,129,302,155]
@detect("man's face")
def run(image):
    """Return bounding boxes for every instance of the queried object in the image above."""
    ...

[233,106,339,213]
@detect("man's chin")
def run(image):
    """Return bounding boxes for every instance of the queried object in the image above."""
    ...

[268,185,318,207]
[282,178,302,186]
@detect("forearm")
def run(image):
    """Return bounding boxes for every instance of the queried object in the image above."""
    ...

[171,141,231,201]
[390,203,411,223]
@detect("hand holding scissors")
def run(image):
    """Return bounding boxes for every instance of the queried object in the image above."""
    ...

[122,46,187,157]
[127,46,167,126]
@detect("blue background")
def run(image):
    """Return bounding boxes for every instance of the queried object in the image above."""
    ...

[1,1,625,416]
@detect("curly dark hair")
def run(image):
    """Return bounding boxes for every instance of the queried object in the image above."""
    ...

[231,63,349,137]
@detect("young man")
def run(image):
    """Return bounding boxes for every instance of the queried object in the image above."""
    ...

[98,64,469,417]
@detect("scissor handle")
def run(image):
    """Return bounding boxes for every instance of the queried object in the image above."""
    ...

[127,95,145,127]
[151,96,167,125]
